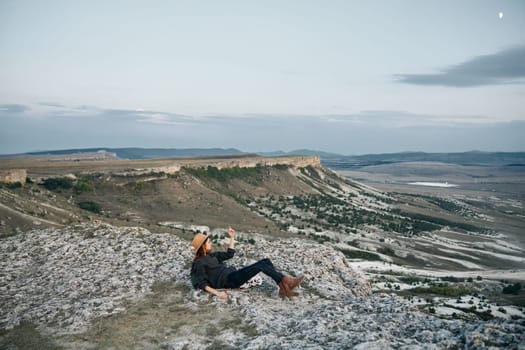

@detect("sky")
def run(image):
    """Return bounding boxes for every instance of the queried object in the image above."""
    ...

[1,0,524,155]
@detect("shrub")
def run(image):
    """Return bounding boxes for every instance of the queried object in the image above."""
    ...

[391,208,486,233]
[78,201,101,214]
[273,164,290,170]
[339,249,382,261]
[409,286,472,297]
[399,276,423,284]
[4,182,22,189]
[441,276,465,283]
[377,246,396,256]
[128,181,146,192]
[42,177,74,190]
[502,283,522,295]
[185,165,264,183]
[74,179,93,193]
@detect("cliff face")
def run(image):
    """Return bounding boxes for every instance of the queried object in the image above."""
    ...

[110,155,321,177]
[200,155,321,170]
[0,155,321,179]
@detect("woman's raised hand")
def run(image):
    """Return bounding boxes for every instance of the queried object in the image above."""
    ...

[227,226,235,239]
[227,226,236,250]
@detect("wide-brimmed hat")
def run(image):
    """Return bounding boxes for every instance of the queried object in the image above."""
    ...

[192,233,208,251]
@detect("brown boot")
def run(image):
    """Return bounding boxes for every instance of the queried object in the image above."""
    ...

[282,275,304,290]
[279,281,299,297]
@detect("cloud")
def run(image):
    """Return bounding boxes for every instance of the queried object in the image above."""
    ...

[39,102,67,108]
[135,112,200,125]
[0,101,499,129]
[2,103,524,155]
[316,111,492,128]
[0,104,31,113]
[395,46,525,87]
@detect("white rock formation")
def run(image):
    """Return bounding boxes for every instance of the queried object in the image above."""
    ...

[0,223,523,349]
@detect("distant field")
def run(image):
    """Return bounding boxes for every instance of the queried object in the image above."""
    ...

[337,162,525,195]
[336,161,525,248]
[321,151,525,168]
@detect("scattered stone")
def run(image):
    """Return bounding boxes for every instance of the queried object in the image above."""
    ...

[1,223,524,348]
[0,223,191,334]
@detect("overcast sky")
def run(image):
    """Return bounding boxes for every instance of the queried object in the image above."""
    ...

[1,0,524,155]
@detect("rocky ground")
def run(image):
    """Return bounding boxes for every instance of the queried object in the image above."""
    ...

[1,223,524,349]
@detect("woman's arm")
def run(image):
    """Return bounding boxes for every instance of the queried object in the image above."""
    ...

[191,261,210,290]
[228,226,235,250]
[212,227,236,262]
[204,285,228,300]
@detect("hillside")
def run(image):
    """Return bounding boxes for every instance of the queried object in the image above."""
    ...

[1,155,524,348]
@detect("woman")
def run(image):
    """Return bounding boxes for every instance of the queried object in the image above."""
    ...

[190,227,304,300]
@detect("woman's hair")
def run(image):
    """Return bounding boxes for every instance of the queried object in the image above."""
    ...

[193,237,209,261]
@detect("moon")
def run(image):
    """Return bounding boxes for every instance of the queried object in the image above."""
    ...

[499,12,503,19]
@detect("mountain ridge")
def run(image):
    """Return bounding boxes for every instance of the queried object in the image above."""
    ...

[2,147,524,167]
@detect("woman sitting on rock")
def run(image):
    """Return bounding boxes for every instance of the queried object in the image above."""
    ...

[190,227,304,300]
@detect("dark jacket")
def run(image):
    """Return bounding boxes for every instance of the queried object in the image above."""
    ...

[191,248,236,290]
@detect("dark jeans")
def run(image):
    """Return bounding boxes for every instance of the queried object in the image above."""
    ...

[226,258,284,288]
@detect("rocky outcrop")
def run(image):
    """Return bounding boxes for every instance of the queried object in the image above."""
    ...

[0,224,188,334]
[199,155,321,171]
[0,223,523,348]
[0,155,321,182]
[0,169,26,185]
[84,156,321,176]
[109,155,321,177]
